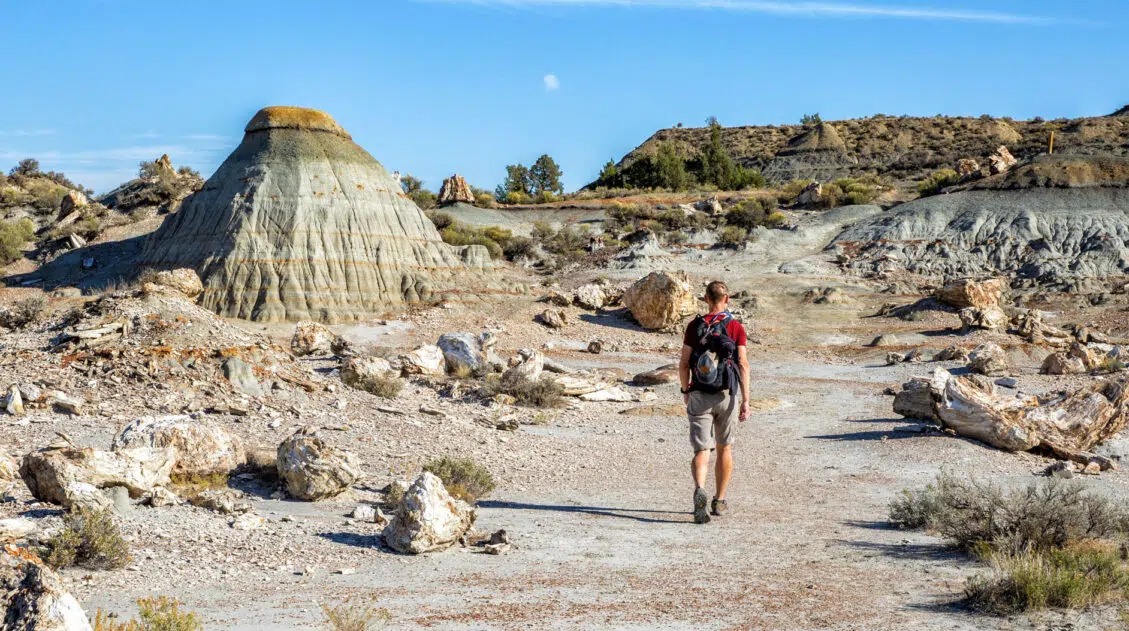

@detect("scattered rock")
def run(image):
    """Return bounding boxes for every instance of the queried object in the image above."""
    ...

[0,518,37,544]
[276,426,363,501]
[579,387,635,403]
[572,284,609,311]
[351,504,378,522]
[340,356,396,392]
[587,341,603,354]
[959,306,1008,331]
[632,364,679,386]
[381,472,476,554]
[400,345,446,376]
[50,392,85,415]
[19,445,176,509]
[994,377,1018,389]
[222,357,265,397]
[934,346,970,362]
[503,349,544,382]
[187,488,252,515]
[59,190,89,217]
[112,415,246,477]
[988,145,1017,175]
[870,335,899,347]
[0,554,94,631]
[968,343,1009,376]
[544,290,572,307]
[956,158,980,178]
[1045,461,1077,479]
[291,321,342,356]
[231,512,265,530]
[4,385,23,416]
[438,333,491,375]
[536,309,568,329]
[149,269,204,299]
[795,181,822,206]
[893,378,934,420]
[936,278,1006,309]
[1042,352,1087,375]
[622,271,698,330]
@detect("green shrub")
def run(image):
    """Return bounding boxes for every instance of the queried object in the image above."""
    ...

[42,506,131,570]
[725,197,778,230]
[918,168,960,197]
[473,192,494,208]
[779,179,816,204]
[716,226,748,248]
[0,217,35,264]
[504,191,532,205]
[534,191,558,204]
[966,542,1129,614]
[890,474,1129,555]
[439,222,511,260]
[502,236,536,260]
[410,189,437,210]
[424,456,496,503]
[321,596,390,631]
[764,211,787,227]
[425,211,454,230]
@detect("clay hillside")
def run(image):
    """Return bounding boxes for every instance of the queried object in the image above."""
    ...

[609,108,1129,187]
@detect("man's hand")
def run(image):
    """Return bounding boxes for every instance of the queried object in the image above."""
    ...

[683,392,690,406]
[739,400,750,422]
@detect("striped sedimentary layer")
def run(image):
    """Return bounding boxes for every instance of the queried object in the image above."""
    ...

[141,107,492,323]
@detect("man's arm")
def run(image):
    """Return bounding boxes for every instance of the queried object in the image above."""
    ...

[679,345,693,404]
[738,345,751,421]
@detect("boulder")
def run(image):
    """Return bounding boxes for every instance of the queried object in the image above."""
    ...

[148,269,204,299]
[870,335,900,347]
[795,181,822,206]
[381,472,476,554]
[437,174,474,206]
[956,158,981,178]
[19,445,176,509]
[536,309,568,329]
[0,555,94,631]
[1042,352,1087,375]
[400,345,445,376]
[291,321,342,356]
[934,346,970,362]
[988,145,1018,175]
[622,271,698,330]
[0,518,37,544]
[438,333,490,375]
[936,278,1006,309]
[573,284,609,310]
[959,306,1008,331]
[544,290,572,307]
[340,356,396,392]
[587,341,603,354]
[58,190,89,218]
[222,357,264,397]
[503,349,544,382]
[50,392,85,415]
[1069,341,1101,371]
[0,453,17,492]
[694,196,723,215]
[112,415,246,477]
[579,387,635,403]
[188,488,252,515]
[894,378,935,420]
[277,426,362,501]
[969,343,1009,376]
[4,384,23,416]
[633,364,679,386]
[551,374,607,396]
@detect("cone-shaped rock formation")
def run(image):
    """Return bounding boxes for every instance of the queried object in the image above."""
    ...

[141,106,492,323]
[438,174,474,206]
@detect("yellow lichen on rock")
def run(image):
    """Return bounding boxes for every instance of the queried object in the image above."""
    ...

[244,106,350,138]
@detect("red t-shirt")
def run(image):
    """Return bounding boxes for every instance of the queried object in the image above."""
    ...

[683,312,747,348]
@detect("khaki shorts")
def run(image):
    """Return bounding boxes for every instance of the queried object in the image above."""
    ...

[687,390,738,452]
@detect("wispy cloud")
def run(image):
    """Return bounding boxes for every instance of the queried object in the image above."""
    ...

[0,129,56,137]
[183,133,230,142]
[423,0,1057,24]
[543,73,560,91]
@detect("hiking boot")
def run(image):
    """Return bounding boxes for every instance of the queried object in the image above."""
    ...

[711,497,728,517]
[693,487,710,524]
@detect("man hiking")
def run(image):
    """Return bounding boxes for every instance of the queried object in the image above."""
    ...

[678,280,750,524]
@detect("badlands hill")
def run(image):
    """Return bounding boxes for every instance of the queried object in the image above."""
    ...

[609,108,1129,187]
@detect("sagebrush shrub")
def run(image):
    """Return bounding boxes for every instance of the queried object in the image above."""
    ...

[424,456,496,503]
[42,506,130,570]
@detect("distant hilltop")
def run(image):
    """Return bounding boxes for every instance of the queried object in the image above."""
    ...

[599,107,1129,189]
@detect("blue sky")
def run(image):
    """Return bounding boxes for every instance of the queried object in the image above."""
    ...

[0,1,1125,194]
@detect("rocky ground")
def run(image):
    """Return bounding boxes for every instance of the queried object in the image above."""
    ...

[5,207,1129,630]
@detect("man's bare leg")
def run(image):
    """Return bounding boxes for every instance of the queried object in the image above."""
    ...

[692,449,711,489]
[715,444,733,501]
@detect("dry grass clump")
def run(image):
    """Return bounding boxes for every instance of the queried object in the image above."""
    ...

[891,473,1129,614]
[423,456,496,503]
[918,168,960,196]
[321,596,391,631]
[966,541,1129,614]
[91,596,202,631]
[41,506,131,570]
[1,295,46,329]
[344,371,404,399]
[485,371,565,408]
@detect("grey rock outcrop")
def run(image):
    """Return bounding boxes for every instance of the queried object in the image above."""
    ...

[1,556,94,631]
[140,106,492,323]
[112,415,246,477]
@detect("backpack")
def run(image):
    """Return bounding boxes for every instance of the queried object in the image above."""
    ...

[689,313,738,394]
